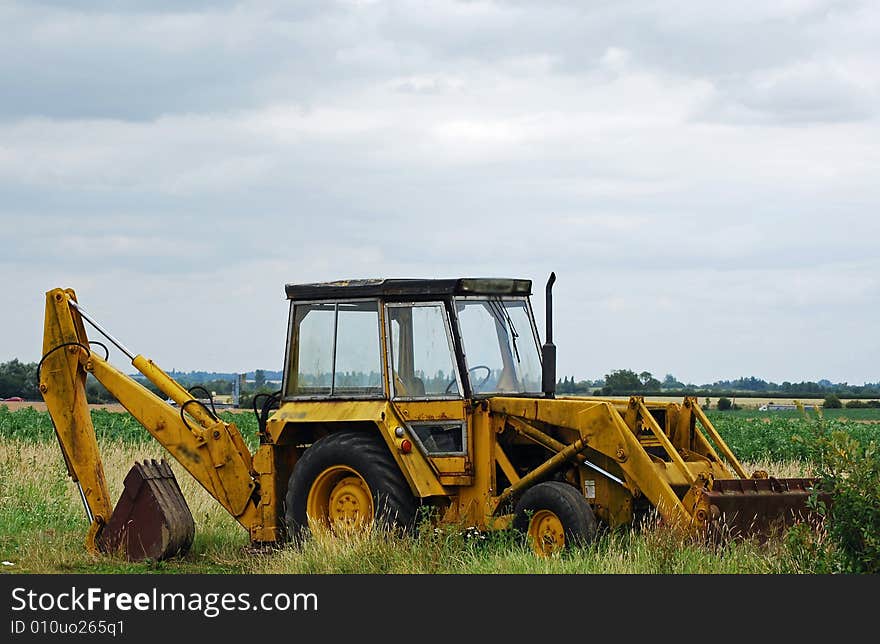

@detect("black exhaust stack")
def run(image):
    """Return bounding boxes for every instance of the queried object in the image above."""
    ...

[542,272,556,398]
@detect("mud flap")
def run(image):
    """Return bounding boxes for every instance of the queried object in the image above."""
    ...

[705,477,828,540]
[98,459,195,562]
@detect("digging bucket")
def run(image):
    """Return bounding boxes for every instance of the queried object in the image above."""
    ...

[704,477,829,540]
[98,459,195,562]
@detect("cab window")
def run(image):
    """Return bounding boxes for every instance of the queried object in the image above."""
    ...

[387,303,461,398]
[454,298,542,395]
[285,300,383,398]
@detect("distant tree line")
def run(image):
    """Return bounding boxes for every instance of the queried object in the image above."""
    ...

[557,369,880,398]
[3,359,877,403]
[165,369,282,386]
[0,360,282,406]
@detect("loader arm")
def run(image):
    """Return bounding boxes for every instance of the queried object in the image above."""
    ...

[489,395,825,538]
[490,397,695,528]
[39,288,262,556]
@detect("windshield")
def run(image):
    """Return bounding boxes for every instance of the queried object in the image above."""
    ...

[454,297,542,395]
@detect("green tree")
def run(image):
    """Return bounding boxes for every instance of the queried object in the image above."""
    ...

[662,373,684,389]
[823,394,843,409]
[639,371,662,391]
[717,396,732,411]
[601,369,642,395]
[254,369,267,389]
[0,360,39,400]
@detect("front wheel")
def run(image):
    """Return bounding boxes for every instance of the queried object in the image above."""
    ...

[513,481,598,556]
[285,430,417,544]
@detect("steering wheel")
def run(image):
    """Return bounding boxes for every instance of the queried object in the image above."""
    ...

[446,365,492,394]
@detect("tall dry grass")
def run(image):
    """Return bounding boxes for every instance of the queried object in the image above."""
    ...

[1,438,813,574]
[0,439,248,573]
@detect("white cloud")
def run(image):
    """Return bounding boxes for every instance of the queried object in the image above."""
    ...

[1,0,878,386]
[600,47,631,72]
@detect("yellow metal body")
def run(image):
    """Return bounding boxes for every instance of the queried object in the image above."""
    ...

[260,392,748,537]
[41,285,766,556]
[40,289,270,549]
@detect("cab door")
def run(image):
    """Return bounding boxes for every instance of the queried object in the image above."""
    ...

[384,301,472,486]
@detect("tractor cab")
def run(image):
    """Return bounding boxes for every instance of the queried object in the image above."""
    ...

[282,278,544,403]
[282,278,546,484]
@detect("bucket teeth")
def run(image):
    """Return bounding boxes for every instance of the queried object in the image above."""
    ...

[98,459,195,562]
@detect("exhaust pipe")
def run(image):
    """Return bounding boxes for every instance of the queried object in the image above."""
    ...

[542,272,556,398]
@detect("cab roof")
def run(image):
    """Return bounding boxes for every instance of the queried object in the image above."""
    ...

[285,278,532,300]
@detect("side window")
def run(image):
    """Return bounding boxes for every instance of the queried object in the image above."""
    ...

[387,303,461,398]
[334,302,383,394]
[285,301,383,398]
[287,303,335,396]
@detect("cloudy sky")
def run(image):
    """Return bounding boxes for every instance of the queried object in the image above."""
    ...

[2,0,878,385]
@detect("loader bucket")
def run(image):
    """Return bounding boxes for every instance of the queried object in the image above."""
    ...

[704,477,828,540]
[98,459,195,562]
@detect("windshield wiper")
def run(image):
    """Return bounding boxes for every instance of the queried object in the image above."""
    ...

[489,299,520,363]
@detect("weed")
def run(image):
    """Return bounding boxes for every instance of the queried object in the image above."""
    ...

[799,410,880,573]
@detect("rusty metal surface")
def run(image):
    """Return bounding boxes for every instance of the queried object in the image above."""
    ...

[98,459,195,561]
[705,477,828,540]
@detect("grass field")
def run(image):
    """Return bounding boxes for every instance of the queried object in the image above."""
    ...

[2,404,877,575]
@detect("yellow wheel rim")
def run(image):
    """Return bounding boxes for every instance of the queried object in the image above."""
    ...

[527,510,565,556]
[307,466,374,535]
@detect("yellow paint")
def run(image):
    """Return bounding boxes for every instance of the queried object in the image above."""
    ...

[41,285,801,559]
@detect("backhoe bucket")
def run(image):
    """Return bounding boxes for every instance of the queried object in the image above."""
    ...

[704,477,828,540]
[98,460,195,561]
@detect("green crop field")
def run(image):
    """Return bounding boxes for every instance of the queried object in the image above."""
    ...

[708,408,880,461]
[1,404,878,575]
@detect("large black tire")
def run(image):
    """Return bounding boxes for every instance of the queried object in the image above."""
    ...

[512,481,598,555]
[285,430,417,544]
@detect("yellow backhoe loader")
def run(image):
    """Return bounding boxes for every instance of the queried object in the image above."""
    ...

[38,275,823,559]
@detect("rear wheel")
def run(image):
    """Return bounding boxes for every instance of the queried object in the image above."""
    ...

[513,481,597,556]
[285,430,417,544]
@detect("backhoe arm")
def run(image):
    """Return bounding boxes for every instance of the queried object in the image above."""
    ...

[39,288,261,556]
[40,289,113,546]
